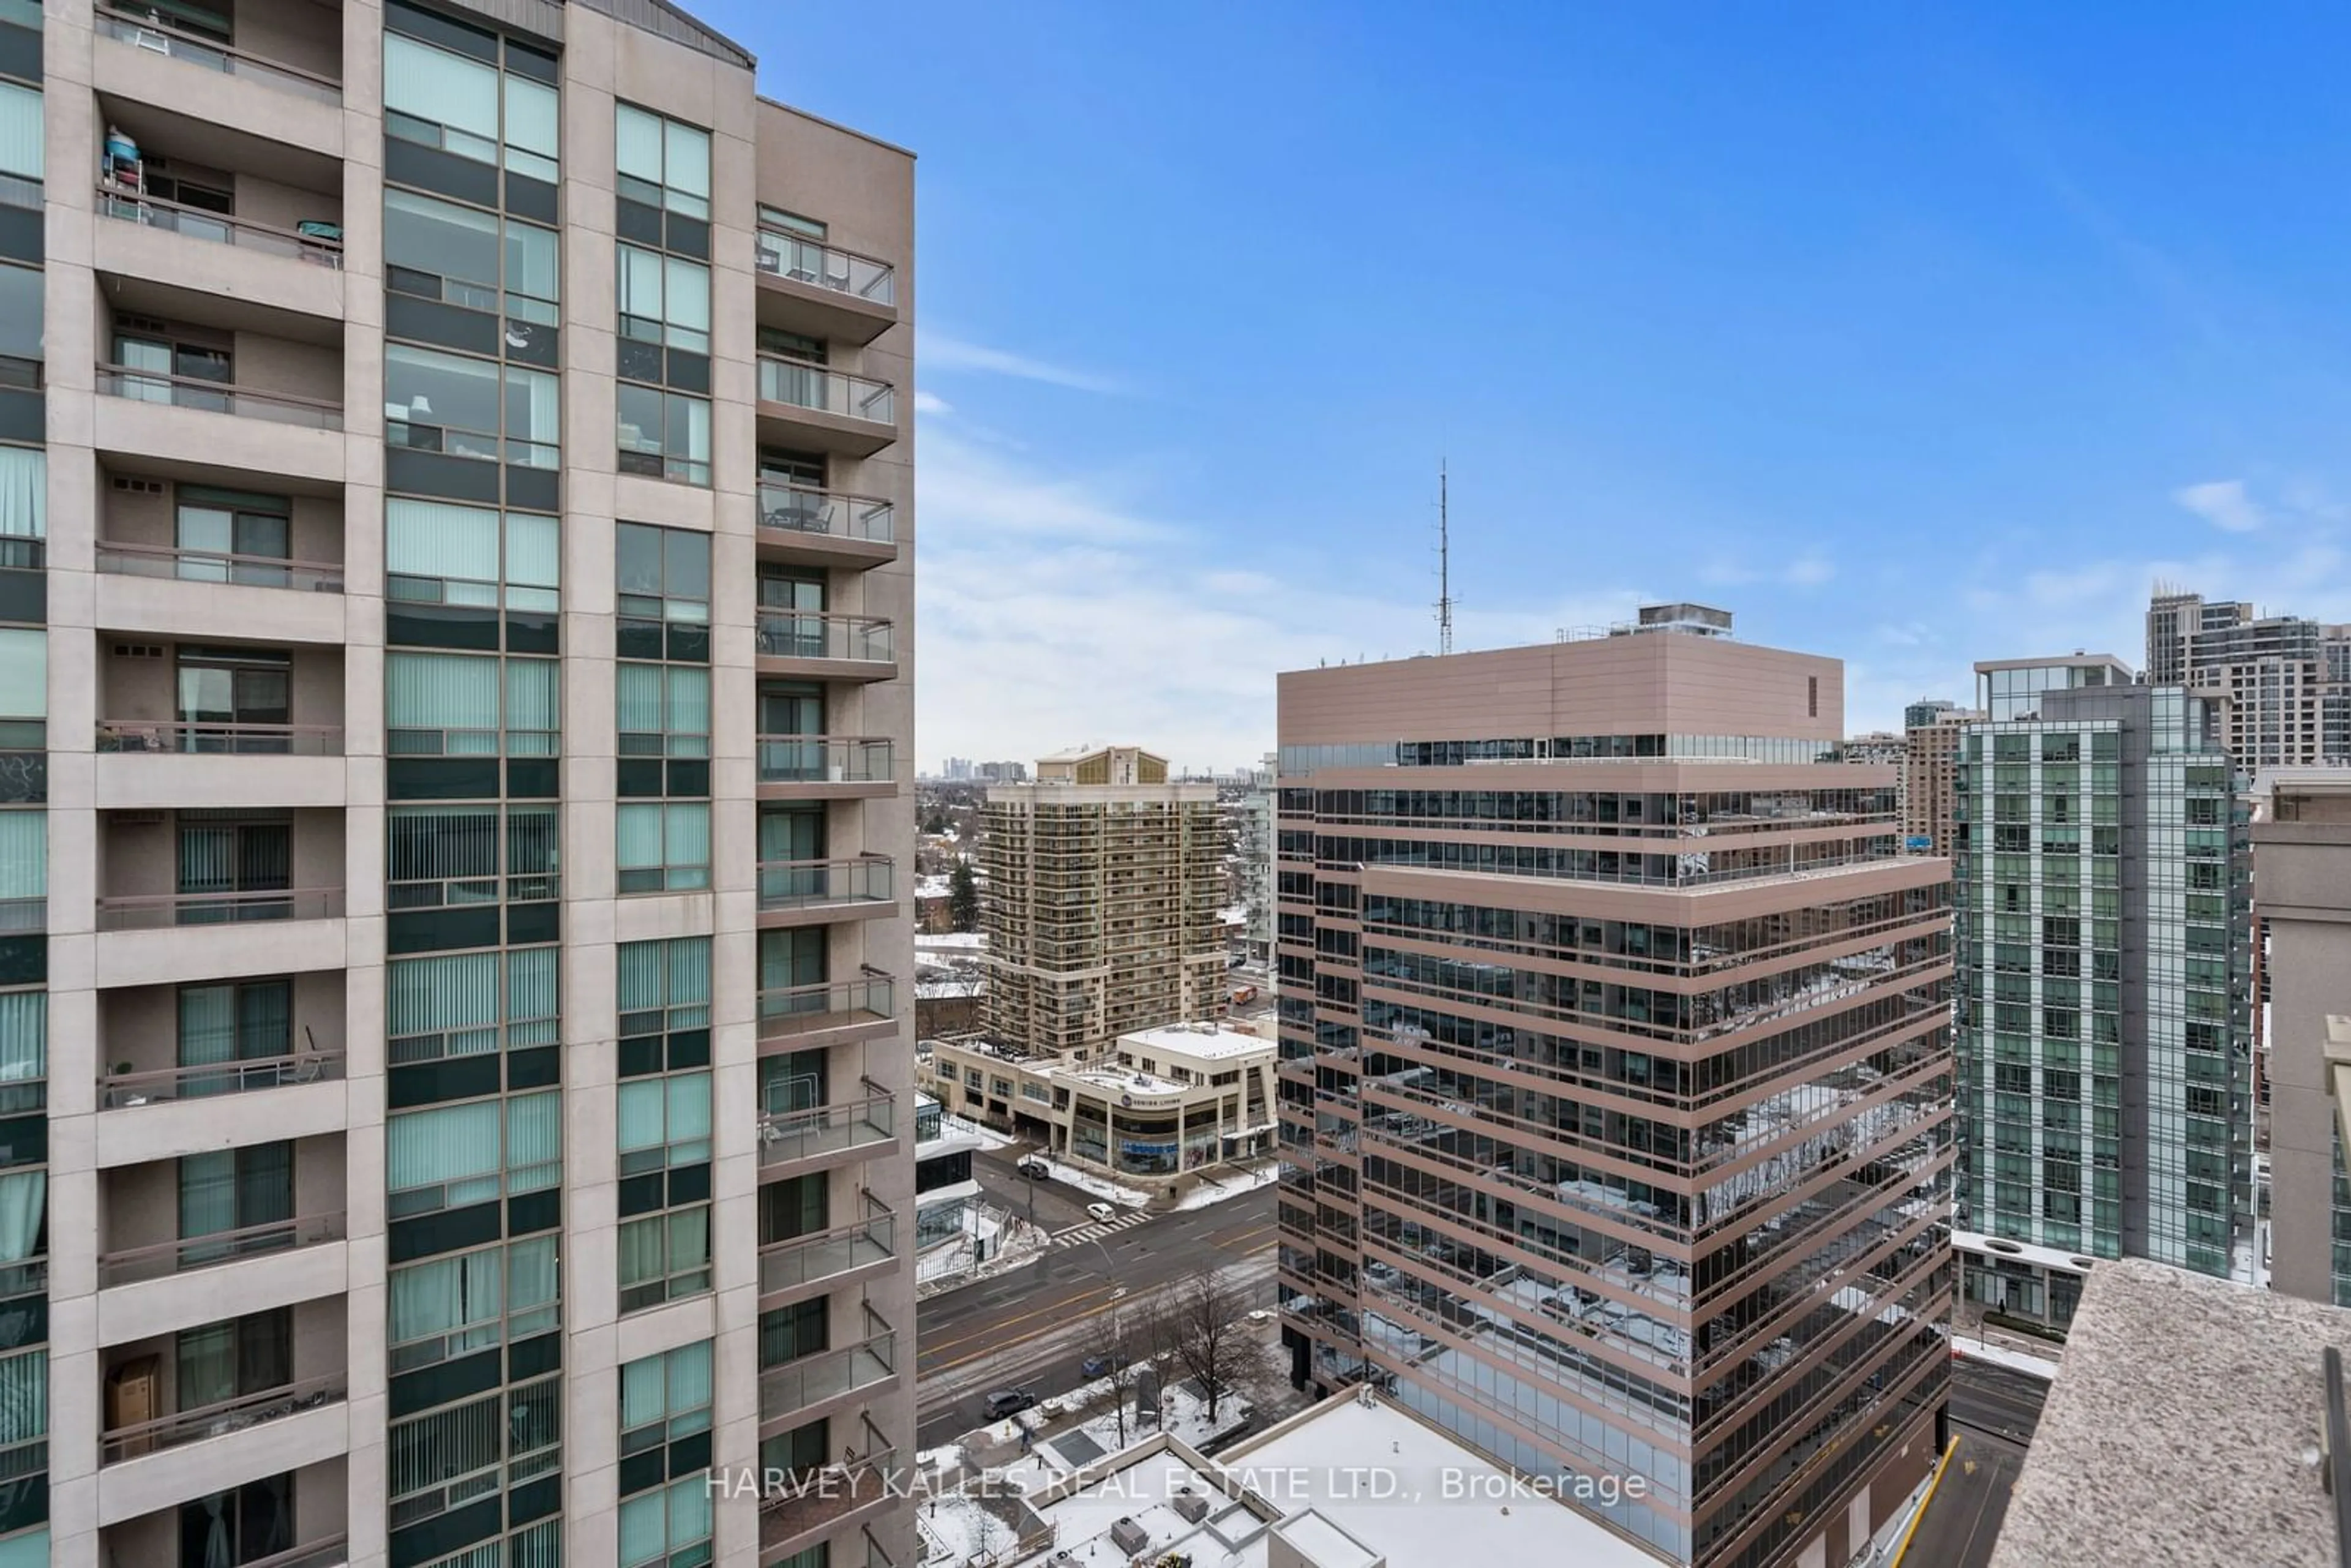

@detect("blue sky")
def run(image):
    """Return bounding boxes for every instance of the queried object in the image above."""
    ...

[699,0,2351,772]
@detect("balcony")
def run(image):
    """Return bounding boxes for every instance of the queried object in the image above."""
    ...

[759,1206,898,1304]
[92,4,344,160]
[95,185,345,322]
[96,1212,348,1346]
[96,364,340,431]
[759,1447,902,1563]
[759,857,896,926]
[756,612,898,681]
[757,977,899,1049]
[93,724,346,812]
[92,887,347,992]
[95,362,345,483]
[96,1029,348,1166]
[101,1371,346,1465]
[758,737,896,800]
[97,540,344,595]
[99,1452,348,1552]
[753,228,898,345]
[758,1330,898,1428]
[757,482,898,568]
[97,887,344,932]
[757,1089,899,1174]
[756,358,898,457]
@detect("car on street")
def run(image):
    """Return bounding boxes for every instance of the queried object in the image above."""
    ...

[1081,1352,1128,1378]
[1017,1158,1051,1180]
[984,1389,1037,1420]
[1086,1201,1117,1223]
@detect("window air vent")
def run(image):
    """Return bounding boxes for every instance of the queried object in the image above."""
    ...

[111,643,165,659]
[110,476,167,495]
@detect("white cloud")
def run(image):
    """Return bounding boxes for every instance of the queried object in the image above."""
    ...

[920,332,1126,396]
[912,390,954,417]
[1703,553,1835,590]
[913,438,1643,771]
[1785,554,1835,588]
[2173,479,2265,533]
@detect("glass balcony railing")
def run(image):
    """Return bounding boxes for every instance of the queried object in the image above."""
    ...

[96,539,345,592]
[759,1447,902,1553]
[99,1371,347,1463]
[96,1210,347,1287]
[752,230,896,307]
[757,482,895,546]
[757,736,894,786]
[757,1330,896,1413]
[757,979,898,1040]
[96,364,343,430]
[759,1209,896,1296]
[757,358,895,426]
[97,186,344,268]
[756,1089,896,1168]
[756,612,894,665]
[101,1046,346,1109]
[94,6,343,104]
[96,888,345,928]
[96,720,344,756]
[758,857,894,912]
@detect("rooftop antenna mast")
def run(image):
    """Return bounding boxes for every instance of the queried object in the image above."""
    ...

[1436,459,1455,655]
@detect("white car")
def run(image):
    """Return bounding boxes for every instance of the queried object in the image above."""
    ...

[1086,1201,1117,1223]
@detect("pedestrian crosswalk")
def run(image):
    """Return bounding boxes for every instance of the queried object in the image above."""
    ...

[1049,1210,1152,1246]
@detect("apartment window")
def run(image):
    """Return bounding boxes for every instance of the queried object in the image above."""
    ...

[178,1143,291,1256]
[0,630,37,751]
[759,206,825,241]
[616,803,711,893]
[0,1349,43,1519]
[617,383,711,487]
[0,450,40,570]
[387,1233,558,1373]
[388,1372,560,1529]
[618,1073,711,1177]
[617,936,710,1070]
[0,268,32,389]
[617,1205,710,1312]
[616,664,710,763]
[386,498,560,612]
[175,814,290,918]
[620,1339,711,1460]
[173,646,288,750]
[618,522,712,655]
[175,978,291,1093]
[757,1296,826,1367]
[386,1092,561,1218]
[174,1309,290,1411]
[383,21,558,182]
[174,486,291,585]
[0,82,40,204]
[384,188,560,327]
[617,246,711,358]
[0,991,38,1117]
[111,327,227,405]
[619,1476,713,1568]
[178,1473,291,1568]
[386,344,560,468]
[386,650,560,756]
[0,1168,39,1294]
[615,103,711,224]
[387,803,559,913]
[388,946,558,1063]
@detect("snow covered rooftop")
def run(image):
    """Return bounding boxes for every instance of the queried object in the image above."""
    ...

[1120,1020,1271,1062]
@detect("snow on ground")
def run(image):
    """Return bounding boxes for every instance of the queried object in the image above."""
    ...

[1174,1161,1280,1212]
[913,1490,1022,1567]
[917,1204,1051,1296]
[917,1442,966,1474]
[1952,1330,2061,1381]
[1014,1371,1255,1486]
[1038,1159,1149,1209]
[939,1111,1015,1152]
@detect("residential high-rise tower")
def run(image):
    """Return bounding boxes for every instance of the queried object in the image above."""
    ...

[4,2,920,1561]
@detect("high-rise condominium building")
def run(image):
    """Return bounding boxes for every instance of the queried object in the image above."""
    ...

[1273,613,1955,1568]
[2145,587,2351,767]
[1900,703,1981,858]
[2248,773,2351,1309]
[0,2,918,1562]
[1954,659,2251,1317]
[980,745,1225,1060]
[1902,698,1958,732]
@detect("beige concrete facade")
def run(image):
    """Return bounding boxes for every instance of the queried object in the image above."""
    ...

[1899,710,1978,857]
[19,1,917,1564]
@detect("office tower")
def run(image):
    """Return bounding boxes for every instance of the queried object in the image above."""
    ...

[9,2,918,1562]
[1954,659,2251,1310]
[2145,585,2351,767]
[1900,704,1981,858]
[979,745,1225,1061]
[1273,611,1955,1568]
[2248,774,2351,1308]
[1842,732,1908,828]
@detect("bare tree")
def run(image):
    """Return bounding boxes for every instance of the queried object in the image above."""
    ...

[1151,1268,1255,1422]
[1088,1289,1143,1447]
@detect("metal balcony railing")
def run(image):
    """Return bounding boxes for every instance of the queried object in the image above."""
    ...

[758,857,894,912]
[757,978,898,1038]
[97,186,343,267]
[757,1090,896,1168]
[96,1210,346,1287]
[752,230,895,307]
[96,364,343,430]
[757,1330,895,1414]
[94,6,343,103]
[99,1371,346,1463]
[96,539,345,593]
[759,1209,896,1296]
[757,482,895,546]
[757,358,895,426]
[759,1446,901,1552]
[96,720,344,756]
[101,1045,345,1108]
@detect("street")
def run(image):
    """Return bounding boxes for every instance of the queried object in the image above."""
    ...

[1903,1359,2049,1568]
[913,1181,1276,1449]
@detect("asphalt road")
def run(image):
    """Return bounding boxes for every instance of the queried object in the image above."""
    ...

[913,1184,1277,1449]
[1905,1360,2049,1568]
[969,1143,1095,1234]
